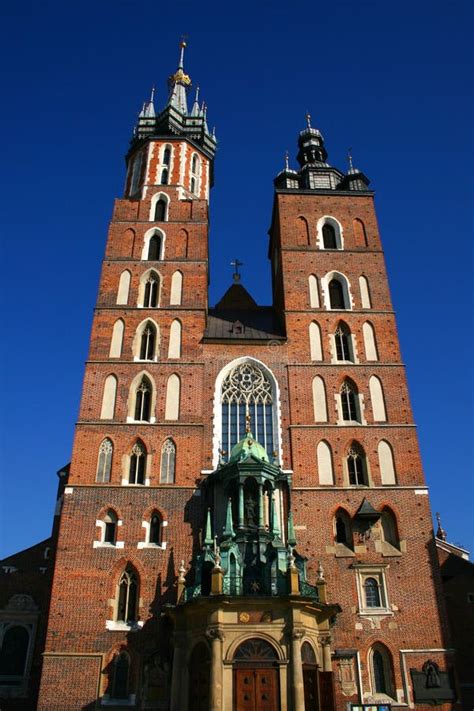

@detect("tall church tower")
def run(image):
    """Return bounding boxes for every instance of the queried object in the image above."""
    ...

[37,47,457,711]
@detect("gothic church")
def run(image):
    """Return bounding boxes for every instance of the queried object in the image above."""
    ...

[0,43,460,711]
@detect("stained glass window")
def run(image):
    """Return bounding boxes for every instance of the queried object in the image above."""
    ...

[221,362,275,460]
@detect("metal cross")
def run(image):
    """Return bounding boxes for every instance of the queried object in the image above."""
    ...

[230,258,243,282]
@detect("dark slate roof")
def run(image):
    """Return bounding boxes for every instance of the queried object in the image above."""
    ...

[204,283,285,342]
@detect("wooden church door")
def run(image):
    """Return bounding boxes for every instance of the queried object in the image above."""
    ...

[233,638,280,711]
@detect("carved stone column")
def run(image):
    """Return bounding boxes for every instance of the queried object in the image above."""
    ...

[320,634,332,672]
[170,632,187,711]
[291,628,305,711]
[206,627,224,711]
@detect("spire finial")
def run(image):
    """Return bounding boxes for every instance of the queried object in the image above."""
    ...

[347,147,354,172]
[284,150,289,171]
[306,112,312,128]
[230,258,243,282]
[436,512,447,541]
[150,86,155,103]
[178,36,187,69]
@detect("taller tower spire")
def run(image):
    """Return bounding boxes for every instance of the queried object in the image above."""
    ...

[167,40,191,114]
[132,40,217,166]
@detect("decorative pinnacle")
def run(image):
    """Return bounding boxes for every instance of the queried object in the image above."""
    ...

[150,86,155,103]
[284,150,289,171]
[178,560,186,582]
[306,112,312,128]
[435,512,447,541]
[316,561,325,581]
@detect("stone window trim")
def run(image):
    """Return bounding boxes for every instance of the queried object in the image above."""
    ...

[132,318,160,362]
[126,372,157,424]
[316,215,344,251]
[329,322,359,364]
[141,227,166,261]
[137,268,162,309]
[321,270,354,311]
[137,518,168,549]
[335,383,367,426]
[93,516,124,549]
[149,191,170,222]
[352,564,393,616]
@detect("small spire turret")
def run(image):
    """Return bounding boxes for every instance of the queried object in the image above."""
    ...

[436,512,447,541]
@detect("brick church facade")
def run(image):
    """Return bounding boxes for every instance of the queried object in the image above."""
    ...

[0,44,464,710]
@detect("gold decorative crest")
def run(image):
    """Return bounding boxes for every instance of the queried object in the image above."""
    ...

[169,68,192,86]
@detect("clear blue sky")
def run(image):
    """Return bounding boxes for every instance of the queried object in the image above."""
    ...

[0,0,472,558]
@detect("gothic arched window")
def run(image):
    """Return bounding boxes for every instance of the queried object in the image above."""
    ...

[154,198,167,222]
[96,438,113,483]
[347,443,368,486]
[143,273,159,308]
[116,567,138,622]
[370,644,394,697]
[134,378,152,421]
[322,223,337,248]
[160,438,176,483]
[161,168,168,185]
[340,381,360,422]
[147,235,161,260]
[220,361,275,460]
[163,147,171,166]
[140,323,156,360]
[335,322,353,361]
[149,513,161,544]
[129,441,146,484]
[329,278,346,309]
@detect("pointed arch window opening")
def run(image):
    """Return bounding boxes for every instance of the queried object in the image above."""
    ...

[322,223,337,249]
[220,362,274,461]
[143,275,159,308]
[96,438,113,483]
[149,514,161,544]
[129,442,146,485]
[348,446,367,486]
[134,379,151,421]
[341,382,360,422]
[154,199,167,222]
[163,148,171,166]
[161,168,169,185]
[160,438,176,484]
[329,278,346,309]
[335,324,353,361]
[147,235,162,260]
[140,324,156,360]
[116,569,138,623]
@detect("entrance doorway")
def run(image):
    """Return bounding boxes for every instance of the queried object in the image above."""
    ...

[233,638,280,711]
[188,642,210,711]
[302,642,319,710]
